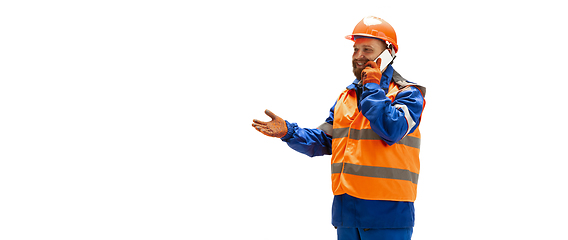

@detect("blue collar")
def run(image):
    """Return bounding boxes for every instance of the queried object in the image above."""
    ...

[346,64,394,90]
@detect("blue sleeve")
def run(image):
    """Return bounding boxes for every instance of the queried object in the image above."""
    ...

[359,83,424,145]
[279,103,335,157]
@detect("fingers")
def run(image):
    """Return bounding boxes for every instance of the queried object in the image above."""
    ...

[252,122,274,136]
[365,60,379,69]
[252,122,268,131]
[252,109,278,124]
[252,119,268,125]
[252,109,281,137]
[252,111,272,135]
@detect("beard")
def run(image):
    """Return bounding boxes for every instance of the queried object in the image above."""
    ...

[352,58,371,80]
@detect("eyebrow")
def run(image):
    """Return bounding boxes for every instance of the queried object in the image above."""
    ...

[353,44,374,48]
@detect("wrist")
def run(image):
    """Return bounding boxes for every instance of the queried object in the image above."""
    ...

[280,120,296,141]
[363,79,381,85]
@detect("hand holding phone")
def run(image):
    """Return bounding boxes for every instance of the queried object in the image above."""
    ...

[361,58,382,85]
[361,49,395,86]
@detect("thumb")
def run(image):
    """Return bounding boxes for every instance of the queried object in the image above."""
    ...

[264,109,279,121]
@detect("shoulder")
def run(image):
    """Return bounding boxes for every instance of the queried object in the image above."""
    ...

[392,68,426,97]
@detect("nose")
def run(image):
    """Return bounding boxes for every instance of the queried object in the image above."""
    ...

[353,50,364,60]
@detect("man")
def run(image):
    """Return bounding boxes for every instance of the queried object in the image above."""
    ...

[252,16,426,240]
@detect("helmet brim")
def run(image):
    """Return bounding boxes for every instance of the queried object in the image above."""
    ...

[346,34,399,53]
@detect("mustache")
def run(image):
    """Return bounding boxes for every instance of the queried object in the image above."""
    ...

[352,58,372,67]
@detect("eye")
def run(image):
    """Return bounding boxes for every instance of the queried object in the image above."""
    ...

[353,48,359,52]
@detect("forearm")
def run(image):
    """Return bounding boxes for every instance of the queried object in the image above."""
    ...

[281,121,333,157]
[359,83,423,145]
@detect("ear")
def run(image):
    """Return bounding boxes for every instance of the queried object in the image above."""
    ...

[388,46,396,58]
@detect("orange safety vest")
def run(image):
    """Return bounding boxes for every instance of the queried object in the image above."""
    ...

[331,81,423,202]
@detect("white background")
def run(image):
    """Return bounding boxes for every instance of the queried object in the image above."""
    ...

[1,0,567,239]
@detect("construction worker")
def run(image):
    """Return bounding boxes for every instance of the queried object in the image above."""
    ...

[252,16,426,240]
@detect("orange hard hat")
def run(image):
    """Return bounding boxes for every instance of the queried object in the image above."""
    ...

[346,16,398,53]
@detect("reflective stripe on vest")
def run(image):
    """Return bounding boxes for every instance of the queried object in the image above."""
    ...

[332,128,421,149]
[330,81,422,202]
[332,162,419,184]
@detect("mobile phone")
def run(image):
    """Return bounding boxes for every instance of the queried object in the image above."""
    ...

[373,49,395,73]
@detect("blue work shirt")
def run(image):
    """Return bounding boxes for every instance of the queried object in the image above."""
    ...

[280,65,423,228]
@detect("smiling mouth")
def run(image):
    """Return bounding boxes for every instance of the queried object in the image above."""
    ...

[354,61,366,68]
[353,58,370,67]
